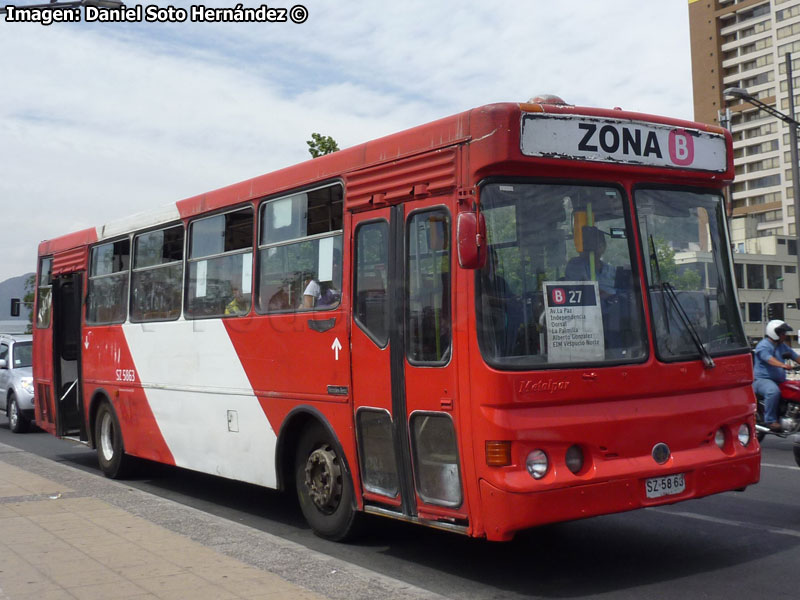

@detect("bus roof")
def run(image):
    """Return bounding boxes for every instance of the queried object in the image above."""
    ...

[38,100,731,258]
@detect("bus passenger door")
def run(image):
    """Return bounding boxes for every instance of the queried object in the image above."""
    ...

[401,200,464,521]
[52,272,86,439]
[351,200,464,523]
[351,209,401,508]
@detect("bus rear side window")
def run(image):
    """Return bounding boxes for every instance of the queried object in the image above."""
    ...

[186,208,253,319]
[36,257,53,329]
[131,225,184,322]
[87,240,130,325]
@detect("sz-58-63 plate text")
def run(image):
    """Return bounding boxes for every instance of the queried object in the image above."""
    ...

[645,473,686,498]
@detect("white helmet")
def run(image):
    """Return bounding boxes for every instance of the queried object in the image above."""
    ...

[766,319,792,341]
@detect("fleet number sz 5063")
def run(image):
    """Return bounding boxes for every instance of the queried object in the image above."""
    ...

[115,369,136,383]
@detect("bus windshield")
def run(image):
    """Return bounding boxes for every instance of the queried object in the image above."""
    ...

[477,182,647,368]
[635,188,748,360]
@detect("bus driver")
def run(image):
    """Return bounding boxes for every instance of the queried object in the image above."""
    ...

[565,226,616,296]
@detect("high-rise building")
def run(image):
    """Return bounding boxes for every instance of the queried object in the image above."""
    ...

[689,0,800,237]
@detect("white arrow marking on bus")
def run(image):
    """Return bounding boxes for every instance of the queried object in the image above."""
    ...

[331,337,342,360]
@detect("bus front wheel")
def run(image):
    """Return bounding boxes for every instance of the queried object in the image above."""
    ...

[95,402,132,479]
[294,423,359,541]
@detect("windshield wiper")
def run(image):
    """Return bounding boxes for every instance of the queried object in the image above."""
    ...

[661,282,715,368]
[648,235,715,369]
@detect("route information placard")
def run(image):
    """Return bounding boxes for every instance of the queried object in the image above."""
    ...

[543,281,604,362]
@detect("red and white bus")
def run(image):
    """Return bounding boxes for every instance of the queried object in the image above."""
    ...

[32,97,759,541]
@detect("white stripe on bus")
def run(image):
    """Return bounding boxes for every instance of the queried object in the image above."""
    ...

[122,320,278,488]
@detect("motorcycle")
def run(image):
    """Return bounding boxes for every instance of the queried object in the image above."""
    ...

[754,354,800,467]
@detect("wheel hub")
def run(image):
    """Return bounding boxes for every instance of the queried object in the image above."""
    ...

[304,445,342,514]
[100,413,115,461]
[9,401,17,429]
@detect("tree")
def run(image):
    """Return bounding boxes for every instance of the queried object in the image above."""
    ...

[649,237,702,291]
[307,133,339,158]
[23,274,34,334]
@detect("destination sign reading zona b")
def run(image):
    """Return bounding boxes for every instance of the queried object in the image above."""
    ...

[520,113,728,173]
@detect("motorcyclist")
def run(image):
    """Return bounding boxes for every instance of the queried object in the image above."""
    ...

[753,320,800,431]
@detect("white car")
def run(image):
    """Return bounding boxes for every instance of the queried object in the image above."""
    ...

[0,334,35,433]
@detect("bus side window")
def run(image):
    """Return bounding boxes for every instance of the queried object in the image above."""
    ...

[37,257,53,329]
[130,225,184,322]
[257,184,343,314]
[186,209,253,319]
[354,220,389,346]
[87,239,130,325]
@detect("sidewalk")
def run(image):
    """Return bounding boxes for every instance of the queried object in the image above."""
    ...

[0,443,443,600]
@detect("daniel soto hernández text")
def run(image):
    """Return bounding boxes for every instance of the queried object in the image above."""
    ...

[2,4,310,25]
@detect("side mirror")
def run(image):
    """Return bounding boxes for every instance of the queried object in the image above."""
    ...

[456,211,487,270]
[0,359,6,369]
[10,298,20,317]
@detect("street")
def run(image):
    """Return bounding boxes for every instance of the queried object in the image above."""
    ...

[1,422,798,599]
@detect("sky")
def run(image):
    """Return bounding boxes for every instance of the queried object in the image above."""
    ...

[0,0,695,283]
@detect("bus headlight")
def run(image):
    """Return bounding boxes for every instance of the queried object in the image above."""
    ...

[714,428,726,449]
[526,449,549,479]
[737,423,751,447]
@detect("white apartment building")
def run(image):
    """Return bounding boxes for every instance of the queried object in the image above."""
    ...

[690,0,800,339]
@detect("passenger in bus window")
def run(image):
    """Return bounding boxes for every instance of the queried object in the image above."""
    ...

[565,226,616,296]
[266,280,290,311]
[301,273,321,309]
[317,249,343,309]
[225,285,248,316]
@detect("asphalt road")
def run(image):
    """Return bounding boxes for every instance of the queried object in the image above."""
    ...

[1,420,798,600]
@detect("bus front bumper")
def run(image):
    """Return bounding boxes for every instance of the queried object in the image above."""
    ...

[477,454,760,541]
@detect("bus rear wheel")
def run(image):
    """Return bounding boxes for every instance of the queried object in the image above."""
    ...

[294,423,359,541]
[95,401,132,479]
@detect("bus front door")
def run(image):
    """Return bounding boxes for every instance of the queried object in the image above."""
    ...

[351,199,466,525]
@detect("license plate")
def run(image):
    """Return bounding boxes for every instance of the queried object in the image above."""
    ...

[645,473,686,499]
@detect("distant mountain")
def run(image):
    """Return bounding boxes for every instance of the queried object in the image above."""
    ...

[0,274,35,331]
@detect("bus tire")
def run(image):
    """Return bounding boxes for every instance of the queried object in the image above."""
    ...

[8,394,28,434]
[95,401,132,479]
[294,423,359,541]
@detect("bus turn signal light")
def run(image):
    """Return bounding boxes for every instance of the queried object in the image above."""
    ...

[486,441,512,466]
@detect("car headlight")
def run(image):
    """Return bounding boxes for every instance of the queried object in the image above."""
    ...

[20,377,34,395]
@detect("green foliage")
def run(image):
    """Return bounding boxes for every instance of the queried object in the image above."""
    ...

[23,274,34,334]
[306,133,339,158]
[649,237,702,291]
